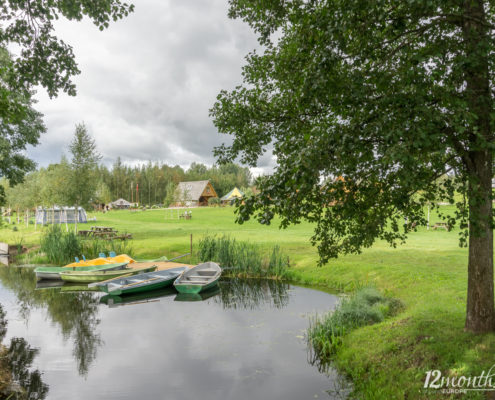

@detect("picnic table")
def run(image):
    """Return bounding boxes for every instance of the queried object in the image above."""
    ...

[78,226,132,240]
[179,211,192,220]
[432,222,450,231]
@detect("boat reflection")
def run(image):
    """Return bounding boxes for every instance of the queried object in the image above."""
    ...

[174,286,220,302]
[100,287,177,307]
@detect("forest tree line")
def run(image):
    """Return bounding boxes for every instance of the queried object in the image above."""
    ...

[2,125,252,211]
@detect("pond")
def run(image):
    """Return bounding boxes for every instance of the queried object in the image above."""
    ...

[0,267,347,399]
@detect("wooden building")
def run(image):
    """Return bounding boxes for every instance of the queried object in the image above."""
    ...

[110,198,132,209]
[175,180,218,206]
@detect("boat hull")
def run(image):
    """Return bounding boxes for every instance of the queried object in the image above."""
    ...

[59,265,156,283]
[35,263,128,281]
[174,278,219,294]
[107,276,176,296]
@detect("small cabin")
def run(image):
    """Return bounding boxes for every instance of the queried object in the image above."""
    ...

[175,180,218,207]
[110,198,132,209]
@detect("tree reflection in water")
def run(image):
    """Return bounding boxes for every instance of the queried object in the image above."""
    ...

[216,278,290,310]
[0,267,102,376]
[0,303,48,399]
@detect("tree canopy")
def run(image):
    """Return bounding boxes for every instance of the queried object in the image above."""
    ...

[211,0,495,332]
[0,0,133,204]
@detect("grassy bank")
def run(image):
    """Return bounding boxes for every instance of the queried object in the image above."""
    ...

[0,207,494,398]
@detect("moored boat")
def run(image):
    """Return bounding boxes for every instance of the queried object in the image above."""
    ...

[63,254,135,268]
[34,262,128,281]
[92,267,187,295]
[59,264,157,283]
[173,262,221,294]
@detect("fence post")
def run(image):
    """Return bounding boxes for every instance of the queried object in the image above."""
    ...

[190,234,193,264]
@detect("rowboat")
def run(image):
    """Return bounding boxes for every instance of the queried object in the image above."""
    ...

[63,254,135,268]
[34,262,128,281]
[174,286,221,302]
[173,262,221,294]
[92,267,187,295]
[59,264,157,283]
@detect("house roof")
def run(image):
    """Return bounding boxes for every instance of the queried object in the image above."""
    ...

[221,187,244,201]
[111,198,131,206]
[176,180,213,201]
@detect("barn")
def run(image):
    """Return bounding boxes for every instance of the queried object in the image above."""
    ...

[175,180,218,207]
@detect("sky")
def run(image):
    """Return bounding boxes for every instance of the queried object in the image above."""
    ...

[26,0,275,176]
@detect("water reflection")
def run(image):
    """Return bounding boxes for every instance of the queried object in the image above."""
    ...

[100,287,177,307]
[0,267,102,376]
[216,278,290,310]
[0,267,342,400]
[0,303,48,399]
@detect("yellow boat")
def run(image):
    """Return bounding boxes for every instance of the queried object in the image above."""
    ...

[64,254,135,268]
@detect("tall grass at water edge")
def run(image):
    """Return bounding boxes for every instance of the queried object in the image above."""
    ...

[40,225,132,265]
[197,235,289,278]
[307,288,403,371]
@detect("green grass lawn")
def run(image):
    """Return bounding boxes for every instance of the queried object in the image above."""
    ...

[1,206,494,399]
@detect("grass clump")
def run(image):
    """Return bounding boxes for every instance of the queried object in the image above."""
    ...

[197,234,288,278]
[307,288,403,368]
[40,225,81,265]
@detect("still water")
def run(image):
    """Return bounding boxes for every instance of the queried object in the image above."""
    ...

[0,267,345,400]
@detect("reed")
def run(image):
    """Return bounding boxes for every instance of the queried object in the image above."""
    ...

[40,225,81,265]
[80,238,133,259]
[307,288,403,371]
[197,235,289,278]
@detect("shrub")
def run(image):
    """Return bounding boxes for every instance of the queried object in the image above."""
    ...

[208,197,220,206]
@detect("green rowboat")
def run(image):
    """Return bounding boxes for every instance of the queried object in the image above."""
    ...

[173,261,221,294]
[59,264,157,283]
[35,262,128,281]
[93,267,187,295]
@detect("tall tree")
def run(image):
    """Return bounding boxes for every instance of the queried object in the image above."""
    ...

[0,48,45,205]
[68,123,102,209]
[211,0,495,333]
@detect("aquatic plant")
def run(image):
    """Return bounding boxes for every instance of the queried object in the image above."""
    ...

[307,288,403,370]
[197,235,289,278]
[40,225,81,265]
[80,238,132,260]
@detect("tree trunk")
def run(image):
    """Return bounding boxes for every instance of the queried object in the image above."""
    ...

[465,151,495,333]
[463,0,495,333]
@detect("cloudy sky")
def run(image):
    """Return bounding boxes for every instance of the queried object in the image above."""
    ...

[27,0,274,175]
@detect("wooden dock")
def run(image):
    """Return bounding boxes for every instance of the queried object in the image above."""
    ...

[128,261,193,271]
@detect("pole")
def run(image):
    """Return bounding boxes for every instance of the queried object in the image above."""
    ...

[34,206,37,231]
[427,205,430,230]
[190,233,193,264]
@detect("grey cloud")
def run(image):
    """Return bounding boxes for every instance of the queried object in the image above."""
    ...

[27,0,269,173]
